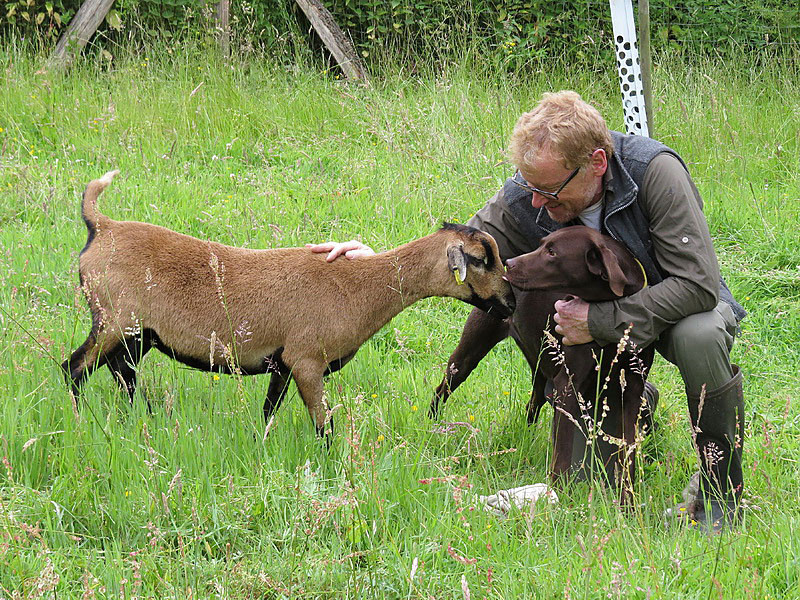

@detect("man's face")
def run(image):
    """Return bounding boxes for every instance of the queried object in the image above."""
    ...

[517,149,605,223]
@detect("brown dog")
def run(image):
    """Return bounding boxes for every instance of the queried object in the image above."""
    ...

[431,226,654,502]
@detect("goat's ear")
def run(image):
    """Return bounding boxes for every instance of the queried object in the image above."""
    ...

[586,244,627,296]
[447,244,468,285]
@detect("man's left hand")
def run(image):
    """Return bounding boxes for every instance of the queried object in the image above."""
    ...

[306,240,375,262]
[553,297,593,346]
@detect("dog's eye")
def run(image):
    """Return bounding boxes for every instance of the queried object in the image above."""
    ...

[547,247,557,257]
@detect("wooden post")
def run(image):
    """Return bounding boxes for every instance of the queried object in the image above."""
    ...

[216,0,230,58]
[294,0,368,83]
[48,0,115,70]
[638,0,654,138]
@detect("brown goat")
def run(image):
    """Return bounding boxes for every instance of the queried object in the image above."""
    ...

[62,171,516,437]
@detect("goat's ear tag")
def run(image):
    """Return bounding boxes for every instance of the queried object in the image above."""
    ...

[453,269,465,285]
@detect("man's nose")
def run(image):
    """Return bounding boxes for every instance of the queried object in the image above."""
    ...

[530,191,549,209]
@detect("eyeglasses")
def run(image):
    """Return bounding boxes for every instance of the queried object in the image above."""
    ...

[511,166,581,202]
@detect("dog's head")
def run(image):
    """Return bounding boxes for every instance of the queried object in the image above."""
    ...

[503,226,646,301]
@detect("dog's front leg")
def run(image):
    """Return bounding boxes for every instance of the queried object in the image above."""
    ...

[550,370,580,483]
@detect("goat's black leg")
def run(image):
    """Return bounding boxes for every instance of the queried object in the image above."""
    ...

[324,351,356,376]
[526,371,550,425]
[263,359,292,424]
[262,351,356,428]
[62,329,123,401]
[430,308,510,420]
[106,334,153,409]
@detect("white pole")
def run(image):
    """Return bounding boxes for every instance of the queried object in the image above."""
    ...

[609,0,650,137]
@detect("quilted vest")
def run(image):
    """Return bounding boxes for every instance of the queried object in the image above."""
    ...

[502,131,746,321]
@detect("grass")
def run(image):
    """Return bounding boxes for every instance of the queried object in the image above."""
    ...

[0,40,799,598]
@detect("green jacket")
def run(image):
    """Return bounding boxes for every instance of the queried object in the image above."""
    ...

[468,132,744,348]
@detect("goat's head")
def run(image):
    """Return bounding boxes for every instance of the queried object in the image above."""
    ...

[504,225,646,301]
[439,223,515,318]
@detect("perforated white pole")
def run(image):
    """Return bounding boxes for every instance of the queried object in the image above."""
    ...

[609,0,650,137]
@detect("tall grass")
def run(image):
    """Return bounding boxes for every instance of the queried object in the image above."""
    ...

[0,40,798,597]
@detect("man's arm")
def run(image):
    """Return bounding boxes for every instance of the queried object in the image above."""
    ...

[588,153,721,348]
[307,185,531,264]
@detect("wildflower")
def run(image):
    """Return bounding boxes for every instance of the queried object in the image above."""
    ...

[411,405,418,412]
[377,434,384,442]
[125,490,131,497]
[213,374,220,381]
[371,393,378,398]
[468,414,475,422]
[503,391,510,396]
[0,127,4,132]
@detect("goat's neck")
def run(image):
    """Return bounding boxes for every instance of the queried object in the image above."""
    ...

[356,235,446,321]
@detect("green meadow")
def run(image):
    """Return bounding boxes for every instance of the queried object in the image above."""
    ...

[1,43,799,597]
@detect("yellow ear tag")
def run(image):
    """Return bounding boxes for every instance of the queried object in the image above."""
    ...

[453,269,465,285]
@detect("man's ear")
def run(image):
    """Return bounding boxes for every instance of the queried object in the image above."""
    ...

[589,148,608,177]
[586,243,627,296]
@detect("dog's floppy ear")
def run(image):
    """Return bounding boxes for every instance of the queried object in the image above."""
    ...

[586,243,627,296]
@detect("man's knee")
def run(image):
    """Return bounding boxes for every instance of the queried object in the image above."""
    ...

[669,310,732,356]
[658,303,738,393]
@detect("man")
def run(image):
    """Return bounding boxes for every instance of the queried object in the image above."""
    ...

[312,91,746,532]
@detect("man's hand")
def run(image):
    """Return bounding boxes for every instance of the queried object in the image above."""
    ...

[553,297,593,346]
[306,240,375,262]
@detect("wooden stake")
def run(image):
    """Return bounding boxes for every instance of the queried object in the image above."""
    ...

[216,0,230,58]
[48,0,115,70]
[294,0,368,83]
[638,0,654,138]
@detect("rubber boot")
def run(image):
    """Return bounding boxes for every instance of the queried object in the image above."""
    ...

[568,380,659,482]
[680,365,745,532]
[641,381,659,435]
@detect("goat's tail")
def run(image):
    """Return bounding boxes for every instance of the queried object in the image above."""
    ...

[81,170,119,231]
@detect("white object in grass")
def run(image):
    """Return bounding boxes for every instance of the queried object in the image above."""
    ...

[479,484,558,516]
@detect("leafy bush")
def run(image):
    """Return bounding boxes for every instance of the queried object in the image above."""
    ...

[2,0,73,37]
[1,0,797,64]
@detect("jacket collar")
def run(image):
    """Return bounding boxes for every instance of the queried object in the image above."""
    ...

[604,147,639,219]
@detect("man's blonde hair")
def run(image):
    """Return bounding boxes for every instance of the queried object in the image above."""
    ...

[509,90,614,170]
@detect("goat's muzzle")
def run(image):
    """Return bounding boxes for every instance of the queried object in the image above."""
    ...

[472,289,515,318]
